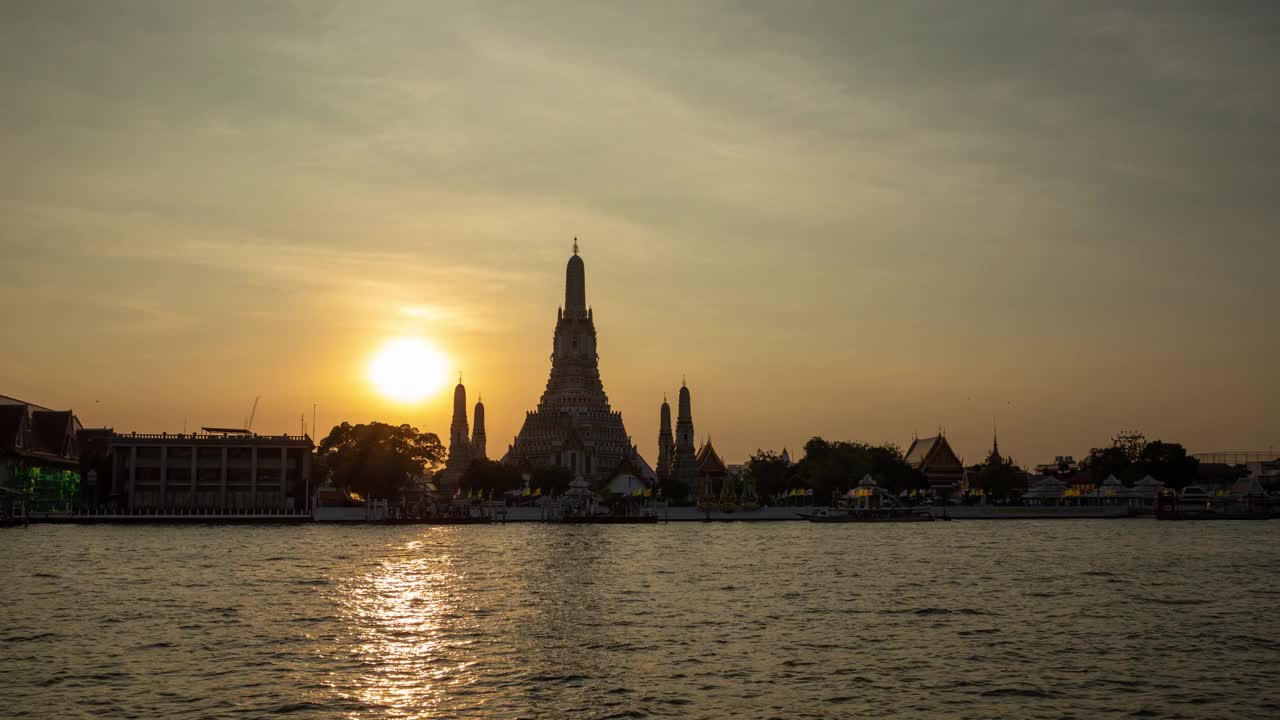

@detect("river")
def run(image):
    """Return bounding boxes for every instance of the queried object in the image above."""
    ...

[2,520,1278,719]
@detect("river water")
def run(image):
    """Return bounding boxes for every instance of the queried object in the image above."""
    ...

[2,521,1278,719]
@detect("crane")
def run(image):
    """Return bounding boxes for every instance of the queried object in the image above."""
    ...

[243,395,260,434]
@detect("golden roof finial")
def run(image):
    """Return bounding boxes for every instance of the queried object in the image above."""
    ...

[572,237,579,255]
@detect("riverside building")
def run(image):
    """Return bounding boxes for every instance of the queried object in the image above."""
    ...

[0,394,83,512]
[107,429,313,511]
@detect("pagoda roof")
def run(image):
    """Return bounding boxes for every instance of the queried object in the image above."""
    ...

[904,434,962,469]
[696,439,727,475]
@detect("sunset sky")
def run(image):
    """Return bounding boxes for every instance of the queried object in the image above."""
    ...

[3,2,1278,467]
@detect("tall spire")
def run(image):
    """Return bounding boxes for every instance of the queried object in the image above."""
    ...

[439,376,473,494]
[672,380,697,497]
[453,376,468,420]
[564,240,586,316]
[472,394,487,460]
[657,395,674,485]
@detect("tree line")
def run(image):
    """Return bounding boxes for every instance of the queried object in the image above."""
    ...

[313,421,576,501]
[313,422,1204,503]
[745,437,929,502]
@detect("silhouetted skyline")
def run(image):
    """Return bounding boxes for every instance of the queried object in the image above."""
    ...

[3,2,1278,465]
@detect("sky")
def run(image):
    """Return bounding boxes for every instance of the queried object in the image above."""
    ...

[3,1,1278,467]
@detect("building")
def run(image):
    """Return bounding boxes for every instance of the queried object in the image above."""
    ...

[670,381,699,497]
[0,395,83,512]
[107,429,312,511]
[1033,455,1084,478]
[605,452,651,497]
[655,396,674,487]
[471,394,487,460]
[436,378,487,495]
[696,437,729,506]
[502,241,651,484]
[904,433,965,492]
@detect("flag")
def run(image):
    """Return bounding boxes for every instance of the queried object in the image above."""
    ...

[533,487,542,497]
[644,487,652,497]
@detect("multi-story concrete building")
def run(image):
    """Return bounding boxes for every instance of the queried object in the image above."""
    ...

[108,430,313,511]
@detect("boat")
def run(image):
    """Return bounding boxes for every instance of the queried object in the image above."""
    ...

[1155,484,1271,521]
[798,506,935,523]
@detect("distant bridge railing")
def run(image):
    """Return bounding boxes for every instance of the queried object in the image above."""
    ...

[114,432,311,442]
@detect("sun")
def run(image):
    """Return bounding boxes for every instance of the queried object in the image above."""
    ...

[368,337,450,404]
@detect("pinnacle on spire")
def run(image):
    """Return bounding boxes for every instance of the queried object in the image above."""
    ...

[573,237,579,255]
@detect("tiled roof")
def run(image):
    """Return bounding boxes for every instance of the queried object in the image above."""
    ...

[904,436,939,465]
[0,405,24,451]
[696,440,727,475]
[31,410,73,455]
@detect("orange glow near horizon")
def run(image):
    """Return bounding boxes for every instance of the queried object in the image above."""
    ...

[368,337,451,405]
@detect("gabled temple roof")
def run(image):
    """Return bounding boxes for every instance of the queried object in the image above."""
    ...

[904,435,962,469]
[608,451,646,482]
[696,439,727,475]
[630,446,657,480]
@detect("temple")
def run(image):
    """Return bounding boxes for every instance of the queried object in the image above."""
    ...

[436,378,486,494]
[471,394,487,460]
[502,242,653,485]
[670,381,699,496]
[655,396,673,487]
[904,432,965,493]
[696,437,727,505]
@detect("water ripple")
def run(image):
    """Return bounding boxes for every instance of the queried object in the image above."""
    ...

[1,521,1278,718]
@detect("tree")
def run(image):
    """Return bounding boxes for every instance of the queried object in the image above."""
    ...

[974,445,1024,501]
[1137,440,1199,490]
[746,449,790,499]
[461,458,524,495]
[531,464,574,497]
[317,422,445,500]
[1113,431,1148,463]
[867,444,928,495]
[1086,445,1132,484]
[791,436,924,501]
[1084,432,1198,490]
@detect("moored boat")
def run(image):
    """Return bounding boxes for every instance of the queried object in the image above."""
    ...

[1155,484,1271,521]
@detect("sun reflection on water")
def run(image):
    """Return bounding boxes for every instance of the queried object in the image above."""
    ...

[330,531,465,718]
